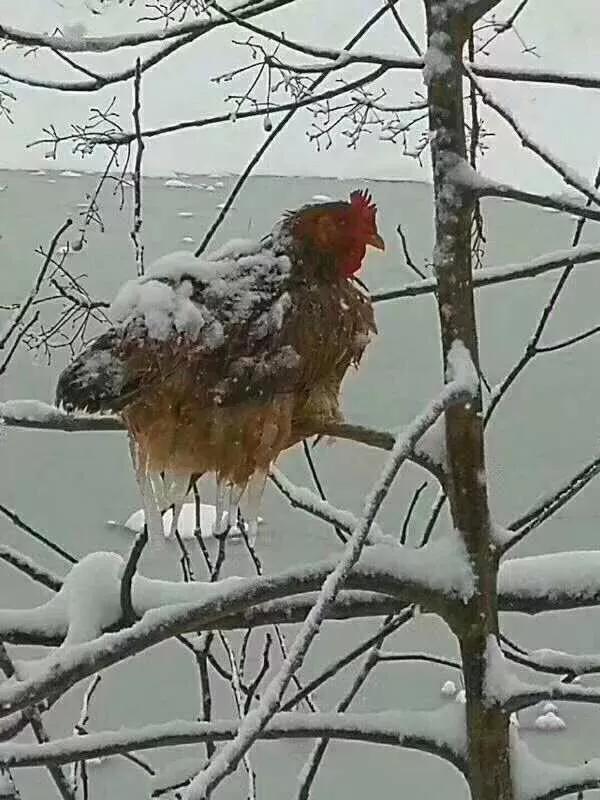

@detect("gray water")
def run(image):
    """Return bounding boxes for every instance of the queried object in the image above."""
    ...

[2,170,600,799]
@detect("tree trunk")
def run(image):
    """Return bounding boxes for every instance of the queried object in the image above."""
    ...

[423,2,512,798]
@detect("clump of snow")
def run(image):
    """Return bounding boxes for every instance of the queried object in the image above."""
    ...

[111,274,211,343]
[440,680,457,698]
[422,31,452,85]
[2,552,124,651]
[500,551,600,606]
[47,179,57,184]
[181,236,195,243]
[446,340,478,396]
[31,169,46,176]
[114,502,263,540]
[60,170,81,178]
[215,181,225,187]
[0,399,61,423]
[145,250,200,280]
[207,239,262,261]
[447,158,487,191]
[61,553,123,646]
[542,701,559,714]
[483,635,531,706]
[359,530,475,602]
[534,711,566,732]
[165,179,197,189]
[177,211,195,218]
[312,194,333,202]
[204,185,216,192]
[111,244,292,349]
[414,415,446,470]
[455,689,466,704]
[490,523,513,548]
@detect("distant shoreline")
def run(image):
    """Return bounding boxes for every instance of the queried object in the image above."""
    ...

[0,166,431,186]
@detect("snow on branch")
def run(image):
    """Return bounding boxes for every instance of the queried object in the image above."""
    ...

[505,644,600,679]
[451,159,600,222]
[0,0,299,93]
[469,61,600,91]
[464,65,600,208]
[506,679,600,714]
[512,734,600,800]
[0,539,474,716]
[371,243,600,304]
[503,450,600,553]
[0,400,123,432]
[0,546,63,593]
[271,459,449,548]
[0,706,467,772]
[269,466,390,540]
[238,592,399,628]
[478,637,600,713]
[1,592,400,648]
[499,551,600,614]
[0,33,200,93]
[0,0,296,53]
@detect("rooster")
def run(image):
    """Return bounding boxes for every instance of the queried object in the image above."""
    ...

[56,190,384,541]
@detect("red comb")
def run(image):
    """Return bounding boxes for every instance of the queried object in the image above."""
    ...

[350,189,377,221]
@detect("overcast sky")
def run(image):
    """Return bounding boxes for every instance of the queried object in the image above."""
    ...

[2,1,600,192]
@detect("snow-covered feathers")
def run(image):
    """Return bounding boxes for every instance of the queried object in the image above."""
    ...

[55,193,383,539]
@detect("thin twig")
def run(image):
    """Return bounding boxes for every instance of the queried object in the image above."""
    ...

[0,218,72,351]
[130,58,145,276]
[302,440,346,544]
[281,609,412,711]
[0,503,76,565]
[400,482,427,545]
[297,614,401,800]
[396,224,427,279]
[120,526,148,624]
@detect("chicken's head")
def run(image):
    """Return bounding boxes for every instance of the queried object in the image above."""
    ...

[287,189,385,278]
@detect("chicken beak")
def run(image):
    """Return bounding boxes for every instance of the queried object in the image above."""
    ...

[367,232,385,251]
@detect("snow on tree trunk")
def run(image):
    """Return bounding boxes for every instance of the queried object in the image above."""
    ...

[423,1,512,798]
